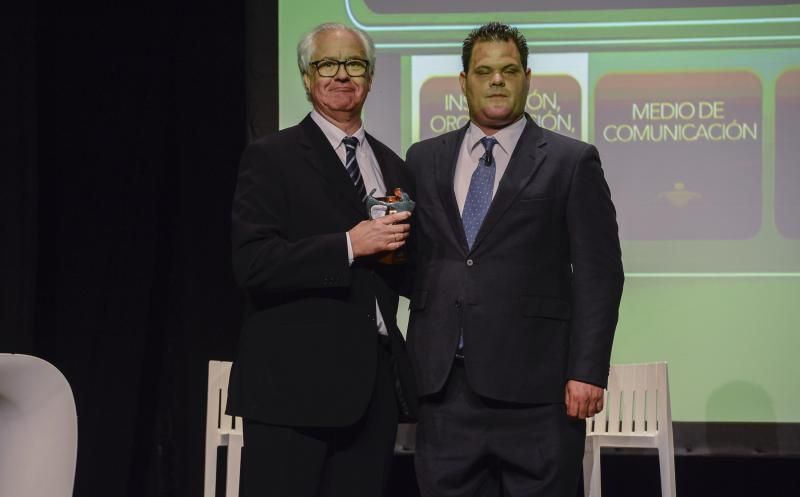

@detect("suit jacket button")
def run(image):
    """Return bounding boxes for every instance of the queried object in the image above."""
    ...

[466,259,474,267]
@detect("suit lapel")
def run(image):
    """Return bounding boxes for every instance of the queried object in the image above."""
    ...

[366,133,396,196]
[435,126,470,253]
[470,116,548,253]
[299,115,367,218]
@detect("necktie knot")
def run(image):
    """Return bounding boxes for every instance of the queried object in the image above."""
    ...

[343,136,359,150]
[479,136,498,167]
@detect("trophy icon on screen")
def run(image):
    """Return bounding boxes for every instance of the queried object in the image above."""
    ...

[367,187,415,264]
[658,181,701,208]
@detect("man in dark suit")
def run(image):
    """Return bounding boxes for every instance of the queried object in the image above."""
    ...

[406,23,624,497]
[227,22,417,497]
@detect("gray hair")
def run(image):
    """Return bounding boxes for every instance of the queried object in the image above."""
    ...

[297,23,376,79]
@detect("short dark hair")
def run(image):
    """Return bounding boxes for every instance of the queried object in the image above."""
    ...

[462,22,528,73]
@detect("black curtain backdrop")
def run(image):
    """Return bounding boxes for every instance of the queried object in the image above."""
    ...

[1,7,37,355]
[4,4,799,497]
[1,2,276,495]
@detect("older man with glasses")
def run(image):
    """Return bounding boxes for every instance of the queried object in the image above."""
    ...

[226,22,417,497]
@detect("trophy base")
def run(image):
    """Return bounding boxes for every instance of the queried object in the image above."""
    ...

[378,250,407,264]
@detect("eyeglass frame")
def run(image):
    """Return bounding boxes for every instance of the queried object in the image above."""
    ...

[309,58,371,78]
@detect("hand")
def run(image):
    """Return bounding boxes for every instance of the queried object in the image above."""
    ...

[565,380,605,419]
[349,211,411,258]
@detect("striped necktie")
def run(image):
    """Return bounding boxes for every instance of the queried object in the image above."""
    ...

[342,136,367,202]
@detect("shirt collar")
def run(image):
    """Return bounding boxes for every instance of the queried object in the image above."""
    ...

[310,110,366,151]
[466,114,527,156]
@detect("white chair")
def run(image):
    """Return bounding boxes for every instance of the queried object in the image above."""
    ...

[583,362,675,497]
[0,353,78,497]
[204,360,244,497]
[204,360,418,496]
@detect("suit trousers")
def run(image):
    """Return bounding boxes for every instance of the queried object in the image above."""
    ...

[415,360,585,497]
[239,341,398,497]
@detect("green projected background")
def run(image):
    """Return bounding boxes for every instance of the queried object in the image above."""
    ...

[277,1,800,423]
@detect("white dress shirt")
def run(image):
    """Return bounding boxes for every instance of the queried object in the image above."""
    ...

[310,110,388,334]
[454,116,527,213]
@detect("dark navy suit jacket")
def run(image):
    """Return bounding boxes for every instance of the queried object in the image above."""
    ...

[227,115,417,426]
[406,114,624,403]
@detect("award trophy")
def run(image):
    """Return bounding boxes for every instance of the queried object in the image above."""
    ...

[367,187,415,264]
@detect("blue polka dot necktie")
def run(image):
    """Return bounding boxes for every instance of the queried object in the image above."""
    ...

[461,136,498,250]
[342,136,367,203]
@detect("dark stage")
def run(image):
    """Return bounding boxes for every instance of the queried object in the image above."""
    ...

[2,3,798,496]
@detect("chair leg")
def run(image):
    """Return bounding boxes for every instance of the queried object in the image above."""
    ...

[586,440,602,497]
[204,443,217,497]
[657,437,676,497]
[226,435,243,497]
[582,438,593,497]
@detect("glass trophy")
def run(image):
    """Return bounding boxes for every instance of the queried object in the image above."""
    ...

[367,187,415,264]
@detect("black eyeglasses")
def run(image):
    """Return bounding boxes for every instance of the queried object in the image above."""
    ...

[309,59,370,77]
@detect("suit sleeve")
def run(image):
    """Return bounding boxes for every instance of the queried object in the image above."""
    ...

[399,143,423,299]
[231,140,352,292]
[566,144,624,388]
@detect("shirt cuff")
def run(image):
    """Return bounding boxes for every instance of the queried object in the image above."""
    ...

[345,231,354,266]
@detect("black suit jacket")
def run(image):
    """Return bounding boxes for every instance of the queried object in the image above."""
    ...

[227,115,417,427]
[406,114,624,404]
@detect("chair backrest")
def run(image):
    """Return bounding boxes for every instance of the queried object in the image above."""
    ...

[205,361,244,497]
[206,360,242,440]
[0,354,78,497]
[587,362,670,436]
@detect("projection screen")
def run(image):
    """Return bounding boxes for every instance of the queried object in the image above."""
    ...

[273,0,800,425]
